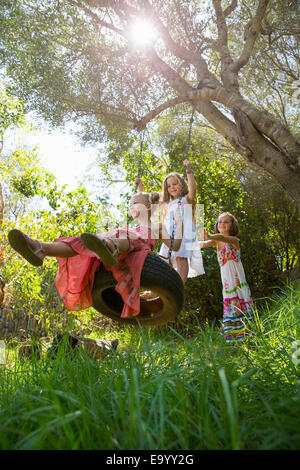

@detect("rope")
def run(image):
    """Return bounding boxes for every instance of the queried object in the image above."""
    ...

[184,107,195,165]
[135,131,144,193]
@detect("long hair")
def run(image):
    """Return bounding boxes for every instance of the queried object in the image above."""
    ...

[161,172,195,223]
[161,172,188,204]
[215,212,239,236]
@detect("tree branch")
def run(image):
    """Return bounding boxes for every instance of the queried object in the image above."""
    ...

[66,0,125,36]
[212,0,238,90]
[230,0,270,73]
[143,0,210,80]
[147,49,224,102]
[231,97,300,166]
[133,97,192,131]
[63,96,137,127]
[212,0,232,58]
[193,100,255,158]
[224,0,238,17]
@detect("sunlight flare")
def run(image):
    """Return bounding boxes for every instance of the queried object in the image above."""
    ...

[129,19,157,47]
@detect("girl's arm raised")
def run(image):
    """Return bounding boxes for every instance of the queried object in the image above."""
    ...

[183,159,196,203]
[135,178,144,192]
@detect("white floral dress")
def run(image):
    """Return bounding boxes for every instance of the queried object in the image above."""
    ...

[217,243,254,342]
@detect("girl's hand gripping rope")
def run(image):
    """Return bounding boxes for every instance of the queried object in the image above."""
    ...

[183,159,192,173]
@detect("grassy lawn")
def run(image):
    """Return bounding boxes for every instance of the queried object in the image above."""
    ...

[0,285,299,450]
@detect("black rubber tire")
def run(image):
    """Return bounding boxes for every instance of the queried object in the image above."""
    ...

[92,254,184,326]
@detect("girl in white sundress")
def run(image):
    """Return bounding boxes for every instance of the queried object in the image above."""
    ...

[159,160,204,282]
[136,160,204,283]
[200,212,254,342]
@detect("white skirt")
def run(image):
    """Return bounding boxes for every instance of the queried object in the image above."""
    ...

[159,240,205,278]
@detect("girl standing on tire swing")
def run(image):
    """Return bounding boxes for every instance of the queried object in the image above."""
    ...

[7,192,183,319]
[136,159,203,282]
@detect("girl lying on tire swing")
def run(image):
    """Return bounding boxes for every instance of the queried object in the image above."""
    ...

[8,192,183,319]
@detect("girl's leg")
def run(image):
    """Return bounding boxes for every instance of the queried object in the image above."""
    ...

[42,232,131,258]
[9,228,132,267]
[175,257,189,283]
[26,237,77,260]
[8,229,78,266]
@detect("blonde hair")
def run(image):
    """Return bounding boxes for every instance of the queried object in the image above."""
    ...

[161,172,195,222]
[130,192,161,221]
[161,172,188,203]
[215,212,239,236]
[131,192,161,212]
[136,191,160,205]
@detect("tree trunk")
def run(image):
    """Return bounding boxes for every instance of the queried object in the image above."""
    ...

[230,111,300,207]
[192,100,300,208]
[0,181,3,228]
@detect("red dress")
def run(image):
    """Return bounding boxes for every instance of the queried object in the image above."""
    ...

[54,225,158,319]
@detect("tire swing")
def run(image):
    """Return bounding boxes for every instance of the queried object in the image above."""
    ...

[91,112,195,326]
[92,253,184,326]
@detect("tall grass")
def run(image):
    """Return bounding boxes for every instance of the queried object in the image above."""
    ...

[0,284,299,450]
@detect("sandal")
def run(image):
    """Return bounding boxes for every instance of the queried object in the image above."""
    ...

[80,232,119,266]
[8,229,44,266]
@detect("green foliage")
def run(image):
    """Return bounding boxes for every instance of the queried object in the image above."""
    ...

[1,0,298,139]
[242,173,300,271]
[123,140,164,189]
[0,82,25,134]
[2,176,114,331]
[1,128,114,332]
[0,285,299,450]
